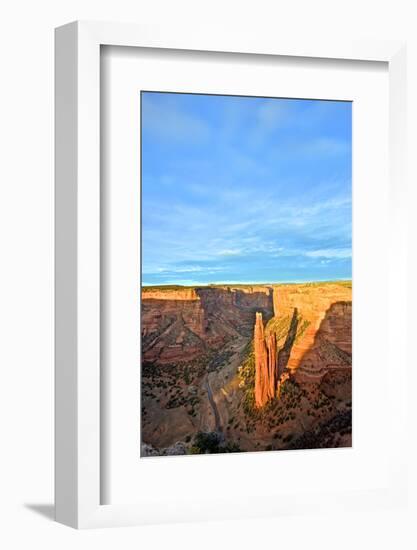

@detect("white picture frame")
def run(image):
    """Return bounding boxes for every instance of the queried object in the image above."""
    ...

[55,21,407,529]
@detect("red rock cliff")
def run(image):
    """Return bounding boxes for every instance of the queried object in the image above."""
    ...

[271,283,352,377]
[142,287,274,366]
[254,312,277,408]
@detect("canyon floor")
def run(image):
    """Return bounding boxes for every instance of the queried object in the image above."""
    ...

[141,281,352,456]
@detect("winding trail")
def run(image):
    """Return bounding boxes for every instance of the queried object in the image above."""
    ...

[204,377,222,433]
[203,337,249,436]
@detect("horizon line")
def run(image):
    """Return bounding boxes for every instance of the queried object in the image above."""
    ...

[142,278,352,287]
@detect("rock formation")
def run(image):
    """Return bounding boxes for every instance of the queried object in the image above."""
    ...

[141,286,274,365]
[254,312,278,408]
[271,283,352,376]
[295,300,352,382]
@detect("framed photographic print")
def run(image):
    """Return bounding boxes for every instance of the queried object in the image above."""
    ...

[55,21,408,528]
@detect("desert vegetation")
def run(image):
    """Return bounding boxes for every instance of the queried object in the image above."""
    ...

[141,282,352,456]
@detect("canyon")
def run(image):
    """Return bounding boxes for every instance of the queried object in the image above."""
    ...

[142,285,274,365]
[141,281,352,455]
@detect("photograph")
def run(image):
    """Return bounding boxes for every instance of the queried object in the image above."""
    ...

[140,91,352,456]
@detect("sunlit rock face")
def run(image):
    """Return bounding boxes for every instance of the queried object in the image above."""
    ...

[295,301,352,382]
[271,283,352,379]
[254,312,278,408]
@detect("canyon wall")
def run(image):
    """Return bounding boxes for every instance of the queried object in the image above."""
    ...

[142,288,199,301]
[142,286,274,366]
[295,301,352,381]
[270,283,352,381]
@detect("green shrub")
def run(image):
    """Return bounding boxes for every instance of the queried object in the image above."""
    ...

[189,431,241,454]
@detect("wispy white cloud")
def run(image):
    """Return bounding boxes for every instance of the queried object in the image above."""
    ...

[305,248,352,259]
[142,185,351,272]
[217,249,243,257]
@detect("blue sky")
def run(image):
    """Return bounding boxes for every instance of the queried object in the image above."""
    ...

[141,92,351,286]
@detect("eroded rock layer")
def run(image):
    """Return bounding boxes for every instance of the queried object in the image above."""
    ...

[270,283,352,381]
[142,286,274,366]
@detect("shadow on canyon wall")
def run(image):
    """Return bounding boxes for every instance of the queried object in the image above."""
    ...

[297,300,352,375]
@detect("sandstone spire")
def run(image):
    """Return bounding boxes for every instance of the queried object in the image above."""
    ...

[254,312,277,408]
[267,331,277,399]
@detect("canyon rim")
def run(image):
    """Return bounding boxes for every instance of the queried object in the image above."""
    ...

[140,92,352,456]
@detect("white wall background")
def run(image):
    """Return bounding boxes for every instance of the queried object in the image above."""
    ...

[0,0,416,548]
